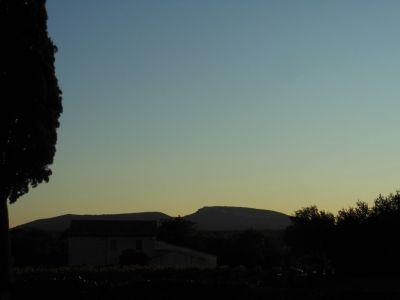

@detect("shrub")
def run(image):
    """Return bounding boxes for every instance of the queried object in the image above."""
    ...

[119,249,149,266]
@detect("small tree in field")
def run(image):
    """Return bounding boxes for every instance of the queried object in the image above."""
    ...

[0,0,62,295]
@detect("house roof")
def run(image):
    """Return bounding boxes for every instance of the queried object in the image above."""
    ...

[68,220,157,237]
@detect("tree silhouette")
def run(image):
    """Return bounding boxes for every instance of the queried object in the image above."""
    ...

[334,194,400,276]
[0,0,62,295]
[157,216,197,247]
[285,206,334,255]
[284,205,334,274]
[286,193,400,276]
[334,201,371,275]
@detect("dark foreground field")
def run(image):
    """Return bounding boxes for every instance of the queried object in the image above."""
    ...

[9,266,400,300]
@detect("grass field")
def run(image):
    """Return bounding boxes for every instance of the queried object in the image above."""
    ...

[9,266,400,300]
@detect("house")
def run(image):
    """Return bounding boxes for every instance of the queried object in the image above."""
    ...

[68,220,157,266]
[68,220,217,267]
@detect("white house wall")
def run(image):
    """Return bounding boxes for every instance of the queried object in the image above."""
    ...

[69,236,105,266]
[68,236,154,266]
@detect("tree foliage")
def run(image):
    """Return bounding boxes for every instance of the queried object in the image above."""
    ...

[0,0,62,294]
[157,216,197,247]
[1,0,63,203]
[285,205,335,256]
[285,193,400,277]
[334,194,400,276]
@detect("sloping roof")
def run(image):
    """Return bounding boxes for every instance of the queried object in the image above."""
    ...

[68,220,157,237]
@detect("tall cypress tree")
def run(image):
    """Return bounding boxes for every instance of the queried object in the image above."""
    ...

[0,0,62,296]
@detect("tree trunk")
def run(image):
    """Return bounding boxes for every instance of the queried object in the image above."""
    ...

[0,195,12,300]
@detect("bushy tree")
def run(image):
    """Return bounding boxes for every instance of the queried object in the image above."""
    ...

[285,205,335,256]
[334,201,371,275]
[284,206,335,274]
[336,201,370,227]
[334,194,400,276]
[287,193,400,276]
[0,0,62,294]
[157,216,197,247]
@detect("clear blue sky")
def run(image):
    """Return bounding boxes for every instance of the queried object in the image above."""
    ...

[9,0,400,227]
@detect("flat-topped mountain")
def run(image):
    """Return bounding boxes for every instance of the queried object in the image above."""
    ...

[13,207,291,232]
[185,206,291,230]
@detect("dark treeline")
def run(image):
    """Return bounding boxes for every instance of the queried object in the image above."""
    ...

[285,193,400,277]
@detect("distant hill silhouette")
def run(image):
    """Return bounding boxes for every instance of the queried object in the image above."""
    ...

[14,212,170,231]
[13,207,291,231]
[185,206,291,230]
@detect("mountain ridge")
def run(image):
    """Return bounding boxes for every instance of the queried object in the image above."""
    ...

[14,206,291,231]
[186,206,291,230]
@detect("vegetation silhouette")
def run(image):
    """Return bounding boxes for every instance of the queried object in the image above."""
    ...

[205,229,282,269]
[0,0,62,296]
[285,192,400,278]
[285,205,335,275]
[157,216,197,248]
[10,228,67,267]
[335,193,400,276]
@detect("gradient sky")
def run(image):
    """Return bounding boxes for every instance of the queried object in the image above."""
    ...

[9,0,400,228]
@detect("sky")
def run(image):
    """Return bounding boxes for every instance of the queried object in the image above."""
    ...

[9,0,400,228]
